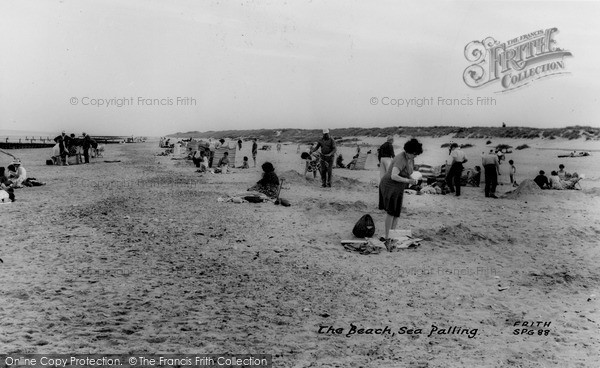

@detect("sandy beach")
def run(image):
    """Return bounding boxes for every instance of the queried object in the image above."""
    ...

[1,136,599,367]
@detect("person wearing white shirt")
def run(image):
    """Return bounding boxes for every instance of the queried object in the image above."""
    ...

[446,143,467,197]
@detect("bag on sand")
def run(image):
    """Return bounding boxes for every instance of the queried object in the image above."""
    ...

[352,214,375,238]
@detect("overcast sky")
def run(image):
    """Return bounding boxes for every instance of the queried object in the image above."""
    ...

[1,0,599,136]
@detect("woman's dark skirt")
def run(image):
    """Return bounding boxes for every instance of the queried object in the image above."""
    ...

[378,177,406,217]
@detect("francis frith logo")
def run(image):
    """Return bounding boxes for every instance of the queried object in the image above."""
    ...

[463,28,572,92]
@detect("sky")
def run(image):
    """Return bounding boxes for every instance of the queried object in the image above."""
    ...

[1,0,599,137]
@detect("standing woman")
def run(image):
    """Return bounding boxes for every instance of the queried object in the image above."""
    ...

[379,138,423,249]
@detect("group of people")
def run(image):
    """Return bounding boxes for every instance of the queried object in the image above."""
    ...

[445,145,520,199]
[301,129,337,187]
[53,131,96,165]
[534,164,582,190]
[190,138,258,173]
[0,161,24,201]
[0,159,44,202]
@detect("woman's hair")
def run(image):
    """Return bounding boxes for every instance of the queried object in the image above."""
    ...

[551,170,558,175]
[7,165,15,172]
[559,164,565,169]
[509,160,514,164]
[539,170,545,175]
[404,138,423,155]
[261,162,275,173]
[243,156,248,161]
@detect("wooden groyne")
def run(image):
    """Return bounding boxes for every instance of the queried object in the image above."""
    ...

[0,135,127,149]
[0,137,55,149]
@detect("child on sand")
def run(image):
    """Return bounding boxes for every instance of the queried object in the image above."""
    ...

[509,160,517,186]
[239,156,249,169]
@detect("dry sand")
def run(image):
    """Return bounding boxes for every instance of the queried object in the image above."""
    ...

[1,136,599,367]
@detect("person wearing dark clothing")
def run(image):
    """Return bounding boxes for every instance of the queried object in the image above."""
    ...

[446,143,467,196]
[379,138,423,249]
[252,139,258,167]
[336,154,345,168]
[54,131,70,166]
[377,136,395,179]
[310,128,337,188]
[237,139,243,150]
[482,150,500,198]
[534,170,550,189]
[82,133,92,164]
[248,162,280,198]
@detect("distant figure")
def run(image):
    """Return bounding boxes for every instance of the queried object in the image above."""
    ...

[276,140,282,153]
[192,149,203,167]
[446,143,467,197]
[252,139,258,167]
[550,170,582,190]
[336,154,345,168]
[377,136,395,180]
[482,150,500,198]
[238,139,243,150]
[7,162,27,188]
[239,156,249,169]
[346,154,358,170]
[557,164,568,180]
[199,152,209,172]
[534,170,550,189]
[502,122,506,128]
[208,139,216,167]
[82,132,92,164]
[54,131,70,166]
[496,149,505,163]
[248,162,280,198]
[310,129,337,188]
[0,167,15,202]
[467,166,481,187]
[302,151,318,179]
[217,151,230,171]
[508,159,517,186]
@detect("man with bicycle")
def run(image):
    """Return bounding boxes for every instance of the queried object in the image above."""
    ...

[310,128,337,188]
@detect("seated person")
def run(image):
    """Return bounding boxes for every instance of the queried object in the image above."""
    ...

[549,170,581,190]
[7,162,27,188]
[336,154,345,168]
[534,170,550,189]
[196,151,210,172]
[346,154,359,169]
[248,162,280,198]
[557,164,568,180]
[217,152,230,173]
[0,167,15,200]
[238,156,249,169]
[467,166,481,187]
